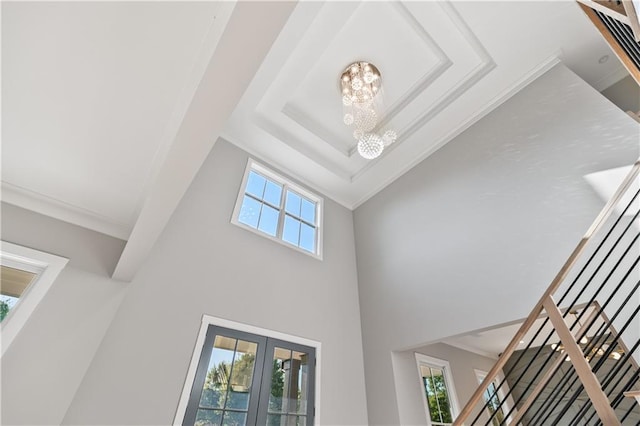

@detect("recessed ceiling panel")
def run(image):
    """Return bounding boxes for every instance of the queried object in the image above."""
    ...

[283,1,447,155]
[221,1,629,209]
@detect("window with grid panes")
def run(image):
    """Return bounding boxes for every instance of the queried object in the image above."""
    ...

[232,160,322,258]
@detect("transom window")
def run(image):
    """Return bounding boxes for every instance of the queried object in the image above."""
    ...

[232,160,322,258]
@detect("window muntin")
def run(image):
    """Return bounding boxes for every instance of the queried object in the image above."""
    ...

[184,326,316,426]
[233,160,322,258]
[415,354,459,426]
[422,366,454,425]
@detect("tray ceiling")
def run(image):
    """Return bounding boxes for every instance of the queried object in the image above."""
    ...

[222,1,629,209]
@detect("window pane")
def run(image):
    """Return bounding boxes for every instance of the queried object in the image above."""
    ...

[195,408,223,426]
[201,336,237,409]
[266,414,306,426]
[1,266,37,322]
[221,411,246,426]
[263,181,283,207]
[0,295,20,323]
[238,196,261,229]
[285,191,301,216]
[291,351,310,414]
[267,414,285,426]
[268,347,292,414]
[258,205,279,237]
[424,375,441,423]
[431,368,453,423]
[226,340,258,410]
[300,199,316,224]
[282,216,301,246]
[299,224,315,253]
[245,171,266,199]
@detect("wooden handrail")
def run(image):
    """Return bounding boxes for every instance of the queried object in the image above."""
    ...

[453,159,640,425]
[508,305,601,425]
[578,3,640,86]
[543,297,620,425]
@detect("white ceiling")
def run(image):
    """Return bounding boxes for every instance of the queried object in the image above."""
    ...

[222,1,629,209]
[2,2,226,240]
[442,305,611,359]
[1,1,630,280]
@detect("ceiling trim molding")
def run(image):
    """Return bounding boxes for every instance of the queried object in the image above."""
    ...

[351,1,497,182]
[351,55,563,209]
[279,0,454,160]
[250,113,353,181]
[372,1,452,132]
[1,181,131,240]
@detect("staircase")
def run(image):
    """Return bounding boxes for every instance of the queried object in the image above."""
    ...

[453,160,640,425]
[576,0,640,86]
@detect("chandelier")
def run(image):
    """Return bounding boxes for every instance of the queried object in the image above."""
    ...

[339,61,396,160]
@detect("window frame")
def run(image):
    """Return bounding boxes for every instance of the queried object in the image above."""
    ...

[0,241,68,356]
[174,314,322,426]
[231,159,324,260]
[415,353,460,426]
[474,369,514,425]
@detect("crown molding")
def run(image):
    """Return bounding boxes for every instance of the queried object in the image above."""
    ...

[1,181,131,240]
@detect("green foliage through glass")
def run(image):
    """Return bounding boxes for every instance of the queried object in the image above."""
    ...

[423,368,453,424]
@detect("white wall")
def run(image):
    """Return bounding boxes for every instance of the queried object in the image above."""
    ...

[61,140,369,425]
[353,64,640,424]
[1,204,129,425]
[601,75,640,114]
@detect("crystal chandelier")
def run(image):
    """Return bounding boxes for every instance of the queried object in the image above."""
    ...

[339,61,396,160]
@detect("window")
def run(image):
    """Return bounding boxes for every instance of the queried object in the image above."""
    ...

[415,354,459,426]
[475,370,512,426]
[0,241,68,356]
[1,265,38,321]
[232,160,323,258]
[181,325,316,426]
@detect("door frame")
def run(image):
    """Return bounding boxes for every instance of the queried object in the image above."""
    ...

[174,314,322,425]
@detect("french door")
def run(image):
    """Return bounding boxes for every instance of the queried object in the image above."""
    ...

[183,326,315,426]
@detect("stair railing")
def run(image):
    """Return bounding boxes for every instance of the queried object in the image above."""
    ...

[453,159,640,426]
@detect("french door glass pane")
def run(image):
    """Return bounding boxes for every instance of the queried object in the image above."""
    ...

[196,409,223,426]
[266,414,306,426]
[187,327,314,426]
[267,347,311,418]
[221,411,247,426]
[197,335,258,424]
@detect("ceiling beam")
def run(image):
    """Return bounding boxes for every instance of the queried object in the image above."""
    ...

[112,1,297,281]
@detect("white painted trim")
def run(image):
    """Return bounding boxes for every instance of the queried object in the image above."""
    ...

[230,158,324,260]
[1,181,131,240]
[173,314,322,426]
[415,352,461,426]
[0,241,69,356]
